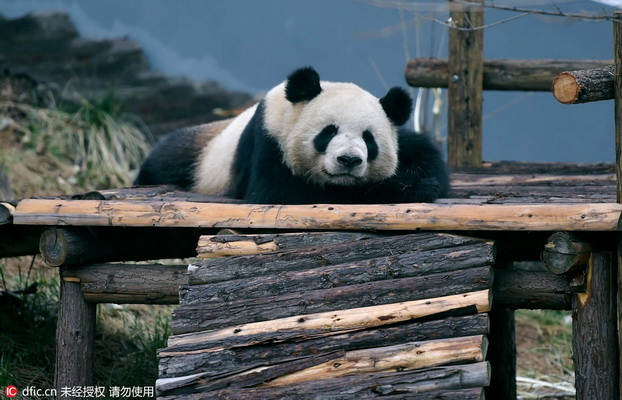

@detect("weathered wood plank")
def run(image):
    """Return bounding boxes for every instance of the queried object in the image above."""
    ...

[406,58,612,91]
[190,233,485,285]
[197,231,382,258]
[447,0,484,169]
[183,242,494,305]
[158,363,489,399]
[38,226,204,267]
[493,269,574,310]
[160,314,489,379]
[264,335,488,387]
[62,263,187,304]
[158,336,487,395]
[14,199,622,231]
[174,267,492,333]
[55,276,96,398]
[167,290,491,350]
[573,252,619,400]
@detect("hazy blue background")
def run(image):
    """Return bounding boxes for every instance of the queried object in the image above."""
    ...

[1,0,617,162]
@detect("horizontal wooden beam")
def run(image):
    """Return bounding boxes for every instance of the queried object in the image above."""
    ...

[406,58,612,91]
[13,199,622,231]
[552,65,614,104]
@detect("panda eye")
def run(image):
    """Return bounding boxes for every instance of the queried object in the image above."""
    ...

[313,124,339,153]
[363,130,379,161]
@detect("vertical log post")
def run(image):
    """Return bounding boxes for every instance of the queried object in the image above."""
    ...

[614,11,622,399]
[486,308,516,399]
[447,0,484,169]
[55,270,96,399]
[572,252,619,399]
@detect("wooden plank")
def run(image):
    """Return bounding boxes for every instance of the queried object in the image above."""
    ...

[38,226,204,267]
[572,252,619,400]
[13,199,622,231]
[62,263,187,304]
[183,243,494,305]
[614,12,622,398]
[174,267,492,333]
[167,289,491,349]
[55,275,96,397]
[159,314,489,378]
[190,233,485,285]
[264,335,488,387]
[157,363,490,399]
[447,0,484,169]
[197,231,382,258]
[406,58,612,91]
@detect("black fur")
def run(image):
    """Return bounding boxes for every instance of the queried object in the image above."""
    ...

[379,87,413,126]
[228,102,449,204]
[313,124,338,153]
[285,66,322,103]
[134,127,203,188]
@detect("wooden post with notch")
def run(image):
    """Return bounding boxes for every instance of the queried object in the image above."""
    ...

[55,269,96,399]
[614,10,622,399]
[447,0,484,169]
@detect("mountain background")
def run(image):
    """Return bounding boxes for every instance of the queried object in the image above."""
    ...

[0,0,617,162]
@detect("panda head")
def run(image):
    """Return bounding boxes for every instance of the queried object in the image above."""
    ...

[263,66,412,187]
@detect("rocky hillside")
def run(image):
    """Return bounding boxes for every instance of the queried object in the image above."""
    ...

[0,10,252,137]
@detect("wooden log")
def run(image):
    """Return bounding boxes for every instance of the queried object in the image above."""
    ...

[542,232,592,275]
[493,269,574,310]
[158,363,489,399]
[0,225,44,257]
[161,336,487,394]
[614,12,622,397]
[447,0,484,169]
[183,242,494,305]
[167,289,491,350]
[160,314,489,378]
[174,266,492,333]
[572,252,619,400]
[38,226,205,267]
[265,335,488,387]
[196,231,383,258]
[190,233,485,285]
[14,199,622,232]
[486,307,516,400]
[55,274,96,398]
[552,65,614,104]
[406,58,613,91]
[62,263,187,304]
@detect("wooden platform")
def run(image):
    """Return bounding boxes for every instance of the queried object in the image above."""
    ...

[1,162,620,399]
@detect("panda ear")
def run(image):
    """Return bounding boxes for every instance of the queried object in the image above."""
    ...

[380,87,412,126]
[285,66,322,103]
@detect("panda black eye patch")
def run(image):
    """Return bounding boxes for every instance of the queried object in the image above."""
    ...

[363,130,379,161]
[313,124,339,153]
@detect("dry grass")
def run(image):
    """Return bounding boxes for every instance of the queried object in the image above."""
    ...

[0,77,167,396]
[0,78,151,198]
[516,309,575,399]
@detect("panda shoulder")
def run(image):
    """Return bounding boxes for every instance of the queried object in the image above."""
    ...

[397,128,443,162]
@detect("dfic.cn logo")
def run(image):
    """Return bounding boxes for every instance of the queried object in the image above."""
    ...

[4,386,18,398]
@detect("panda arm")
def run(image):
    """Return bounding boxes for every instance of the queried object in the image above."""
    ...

[365,129,450,203]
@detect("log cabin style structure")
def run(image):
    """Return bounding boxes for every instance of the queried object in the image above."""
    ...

[1,6,622,400]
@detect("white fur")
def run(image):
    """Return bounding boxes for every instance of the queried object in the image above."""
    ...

[194,104,257,194]
[262,81,399,186]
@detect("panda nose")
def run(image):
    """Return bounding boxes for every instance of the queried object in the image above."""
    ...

[337,155,363,168]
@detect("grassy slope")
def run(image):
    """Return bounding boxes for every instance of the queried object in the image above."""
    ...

[0,77,169,398]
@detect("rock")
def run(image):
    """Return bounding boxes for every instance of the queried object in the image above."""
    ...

[0,11,252,138]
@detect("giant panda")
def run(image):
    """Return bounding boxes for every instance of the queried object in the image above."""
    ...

[135,66,449,204]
